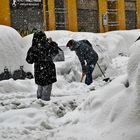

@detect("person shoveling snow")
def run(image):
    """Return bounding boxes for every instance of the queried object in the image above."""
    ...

[66,39,98,85]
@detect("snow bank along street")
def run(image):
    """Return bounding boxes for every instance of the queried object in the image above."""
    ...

[0,25,140,140]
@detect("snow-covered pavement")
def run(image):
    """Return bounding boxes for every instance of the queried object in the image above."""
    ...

[0,55,128,140]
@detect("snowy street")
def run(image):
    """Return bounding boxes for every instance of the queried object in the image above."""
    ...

[0,58,126,140]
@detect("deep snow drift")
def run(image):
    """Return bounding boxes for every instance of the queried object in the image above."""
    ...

[0,25,140,140]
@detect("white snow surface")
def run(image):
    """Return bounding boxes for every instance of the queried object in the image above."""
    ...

[0,25,140,140]
[0,25,32,73]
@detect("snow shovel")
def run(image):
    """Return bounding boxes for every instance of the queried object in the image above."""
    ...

[96,62,111,82]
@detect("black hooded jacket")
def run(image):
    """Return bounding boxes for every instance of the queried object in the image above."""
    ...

[73,40,98,73]
[26,31,59,86]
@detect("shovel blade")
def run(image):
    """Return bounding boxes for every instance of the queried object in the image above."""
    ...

[103,78,111,82]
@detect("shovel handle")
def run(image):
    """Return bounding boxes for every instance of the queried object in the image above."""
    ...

[96,62,106,78]
[80,76,84,82]
[80,73,85,82]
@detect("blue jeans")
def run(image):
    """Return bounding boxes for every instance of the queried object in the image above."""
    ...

[85,65,94,85]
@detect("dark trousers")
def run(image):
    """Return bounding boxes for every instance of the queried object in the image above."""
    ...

[85,65,94,85]
[37,84,52,101]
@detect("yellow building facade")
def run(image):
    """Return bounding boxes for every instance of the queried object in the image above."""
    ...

[98,0,140,32]
[0,0,11,26]
[0,0,140,34]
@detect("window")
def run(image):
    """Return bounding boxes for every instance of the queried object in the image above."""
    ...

[55,0,67,30]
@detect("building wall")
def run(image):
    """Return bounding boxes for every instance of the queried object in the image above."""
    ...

[107,0,118,31]
[66,0,78,31]
[1,0,140,33]
[10,1,44,34]
[0,0,11,26]
[98,0,108,32]
[77,0,99,32]
[125,0,136,30]
[136,0,140,28]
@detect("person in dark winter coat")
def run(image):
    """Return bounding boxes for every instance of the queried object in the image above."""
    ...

[66,39,98,85]
[26,31,59,101]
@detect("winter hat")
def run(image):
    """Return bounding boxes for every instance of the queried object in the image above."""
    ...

[32,30,47,46]
[66,39,76,47]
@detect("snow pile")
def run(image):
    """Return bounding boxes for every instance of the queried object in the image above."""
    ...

[23,30,140,57]
[0,78,87,140]
[127,40,140,85]
[23,29,140,81]
[0,26,140,140]
[47,39,140,140]
[97,30,140,57]
[0,26,139,80]
[0,25,32,73]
